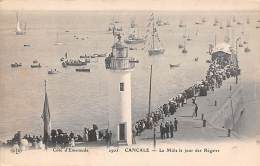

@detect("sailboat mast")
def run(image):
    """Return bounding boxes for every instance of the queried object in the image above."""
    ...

[148,65,153,116]
[152,15,155,49]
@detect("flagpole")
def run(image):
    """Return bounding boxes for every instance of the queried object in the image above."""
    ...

[44,80,47,150]
[148,65,153,117]
[44,80,46,94]
[43,80,48,150]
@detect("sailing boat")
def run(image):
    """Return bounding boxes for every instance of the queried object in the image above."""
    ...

[246,17,250,24]
[186,30,192,41]
[182,40,188,54]
[219,22,223,29]
[55,32,64,45]
[145,13,165,56]
[124,22,145,44]
[130,18,137,28]
[179,19,185,28]
[213,18,218,26]
[226,20,231,28]
[107,17,123,33]
[244,46,250,53]
[16,12,26,35]
[156,17,170,26]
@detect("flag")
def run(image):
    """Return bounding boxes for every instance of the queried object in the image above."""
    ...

[41,90,51,149]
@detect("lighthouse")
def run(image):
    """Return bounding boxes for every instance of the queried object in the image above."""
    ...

[105,34,136,145]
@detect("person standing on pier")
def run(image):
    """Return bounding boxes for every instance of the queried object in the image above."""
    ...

[165,121,170,138]
[160,123,164,139]
[170,121,174,138]
[194,104,198,117]
[174,118,178,131]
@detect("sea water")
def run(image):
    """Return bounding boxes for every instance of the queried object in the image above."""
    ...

[0,11,259,140]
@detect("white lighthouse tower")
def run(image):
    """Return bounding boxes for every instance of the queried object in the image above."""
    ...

[105,34,136,145]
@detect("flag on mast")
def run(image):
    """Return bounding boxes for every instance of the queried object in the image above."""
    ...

[41,80,51,150]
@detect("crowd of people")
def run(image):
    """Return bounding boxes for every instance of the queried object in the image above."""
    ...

[133,55,240,139]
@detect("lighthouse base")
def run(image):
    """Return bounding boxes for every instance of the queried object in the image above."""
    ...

[108,71,133,146]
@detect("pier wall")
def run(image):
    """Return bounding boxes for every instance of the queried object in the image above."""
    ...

[208,85,245,130]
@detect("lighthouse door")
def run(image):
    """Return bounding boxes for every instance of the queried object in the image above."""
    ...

[119,123,126,141]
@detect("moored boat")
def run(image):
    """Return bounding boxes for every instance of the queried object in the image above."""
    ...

[145,13,165,56]
[169,63,180,68]
[75,68,90,72]
[48,69,58,74]
[62,59,87,67]
[31,63,41,68]
[31,60,41,68]
[11,62,22,68]
[244,47,250,53]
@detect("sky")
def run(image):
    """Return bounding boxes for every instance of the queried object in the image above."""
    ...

[0,0,260,11]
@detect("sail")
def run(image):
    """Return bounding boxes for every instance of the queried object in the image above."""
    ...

[144,13,163,49]
[16,17,22,32]
[41,89,51,149]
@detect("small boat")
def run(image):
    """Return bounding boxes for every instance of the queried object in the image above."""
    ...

[182,41,187,54]
[94,53,107,57]
[244,47,250,53]
[80,54,91,59]
[194,57,199,61]
[62,59,87,67]
[179,20,185,28]
[33,60,38,63]
[48,69,58,74]
[182,48,188,54]
[55,32,64,45]
[65,30,70,32]
[129,47,137,50]
[201,17,206,23]
[226,20,231,28]
[219,22,223,29]
[186,34,192,41]
[246,18,250,24]
[11,62,22,68]
[156,17,170,26]
[213,18,218,26]
[178,44,184,49]
[24,44,31,47]
[129,59,139,63]
[31,63,41,68]
[169,64,180,68]
[243,41,248,44]
[75,68,90,72]
[256,26,260,29]
[237,21,241,25]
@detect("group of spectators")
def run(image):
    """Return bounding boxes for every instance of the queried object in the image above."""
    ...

[133,56,240,139]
